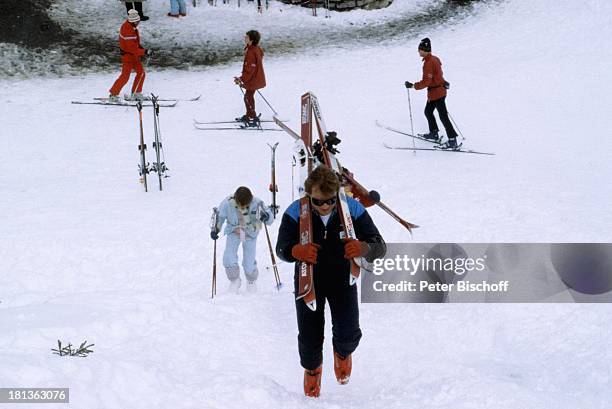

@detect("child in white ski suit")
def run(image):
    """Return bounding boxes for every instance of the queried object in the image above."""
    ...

[211,187,274,292]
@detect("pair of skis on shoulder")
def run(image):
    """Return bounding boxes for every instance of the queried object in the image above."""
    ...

[376,120,495,156]
[278,93,418,311]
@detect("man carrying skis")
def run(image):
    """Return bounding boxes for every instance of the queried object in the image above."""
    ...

[234,30,266,127]
[109,9,152,102]
[276,166,386,398]
[211,186,274,294]
[405,37,459,149]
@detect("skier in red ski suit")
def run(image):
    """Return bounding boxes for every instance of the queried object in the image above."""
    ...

[109,9,150,101]
[234,30,266,126]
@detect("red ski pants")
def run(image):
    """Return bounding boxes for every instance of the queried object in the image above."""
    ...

[109,59,145,96]
[244,89,257,118]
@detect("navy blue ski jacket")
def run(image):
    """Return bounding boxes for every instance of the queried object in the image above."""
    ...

[276,197,386,279]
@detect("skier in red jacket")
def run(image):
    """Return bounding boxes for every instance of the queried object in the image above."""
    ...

[234,30,267,127]
[108,9,151,102]
[405,38,459,149]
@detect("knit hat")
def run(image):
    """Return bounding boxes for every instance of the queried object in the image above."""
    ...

[127,9,140,23]
[418,37,431,52]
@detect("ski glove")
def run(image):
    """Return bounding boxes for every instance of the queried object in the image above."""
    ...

[405,81,414,89]
[343,239,370,259]
[210,231,219,240]
[260,211,270,223]
[291,243,321,264]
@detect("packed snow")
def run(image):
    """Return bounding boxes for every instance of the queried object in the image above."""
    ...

[1,0,611,408]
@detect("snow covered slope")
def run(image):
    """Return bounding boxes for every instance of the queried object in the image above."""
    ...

[0,0,610,408]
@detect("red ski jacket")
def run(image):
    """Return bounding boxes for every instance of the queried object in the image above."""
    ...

[240,45,266,91]
[118,20,145,63]
[414,53,447,101]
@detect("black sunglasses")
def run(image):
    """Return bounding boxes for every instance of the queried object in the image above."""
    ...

[310,196,337,206]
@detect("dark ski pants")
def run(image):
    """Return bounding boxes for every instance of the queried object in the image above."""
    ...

[424,96,458,139]
[294,273,362,370]
[244,89,257,119]
[125,2,144,18]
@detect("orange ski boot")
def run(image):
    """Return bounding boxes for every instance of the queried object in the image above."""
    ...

[303,365,322,398]
[334,351,352,385]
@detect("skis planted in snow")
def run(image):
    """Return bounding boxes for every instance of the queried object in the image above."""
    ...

[268,142,280,218]
[136,101,150,192]
[150,95,169,191]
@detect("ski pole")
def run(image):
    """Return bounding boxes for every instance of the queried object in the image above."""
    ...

[291,156,296,202]
[448,112,465,141]
[210,208,219,298]
[263,222,282,291]
[212,238,217,298]
[406,87,416,153]
[256,90,279,117]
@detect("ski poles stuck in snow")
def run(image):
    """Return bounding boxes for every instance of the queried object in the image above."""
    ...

[136,101,150,192]
[210,208,219,298]
[150,94,170,191]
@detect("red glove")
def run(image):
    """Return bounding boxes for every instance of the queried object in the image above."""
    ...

[343,239,369,259]
[291,243,321,264]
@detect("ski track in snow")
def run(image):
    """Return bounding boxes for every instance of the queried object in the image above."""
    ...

[1,0,612,408]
